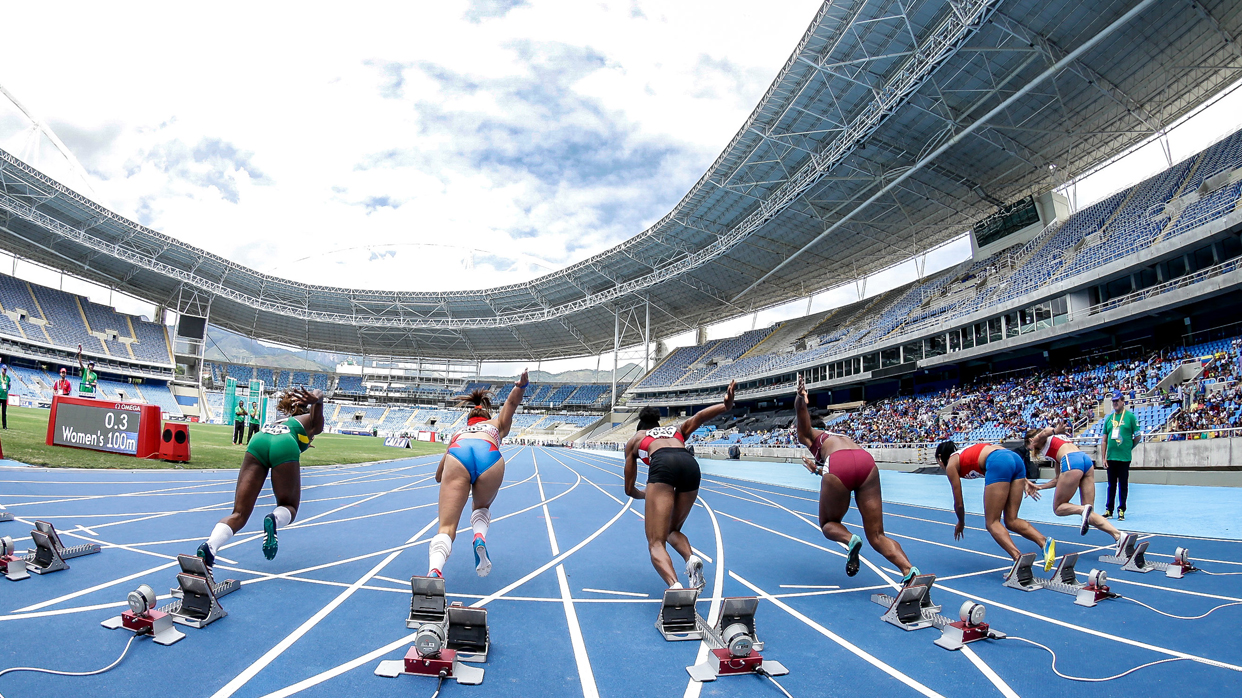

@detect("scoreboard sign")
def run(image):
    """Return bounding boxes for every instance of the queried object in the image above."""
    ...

[46,396,162,458]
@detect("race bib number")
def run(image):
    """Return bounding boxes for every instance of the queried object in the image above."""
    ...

[463,423,492,433]
[261,423,291,436]
[647,426,678,439]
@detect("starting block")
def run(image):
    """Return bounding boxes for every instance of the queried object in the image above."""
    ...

[0,535,29,581]
[24,520,101,575]
[871,575,1005,650]
[0,506,12,522]
[101,584,185,645]
[657,587,706,641]
[158,555,234,628]
[1002,553,1042,592]
[684,597,788,682]
[1099,534,1197,578]
[377,576,488,686]
[1074,569,1118,607]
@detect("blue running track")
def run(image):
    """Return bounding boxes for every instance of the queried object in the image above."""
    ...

[0,446,1239,698]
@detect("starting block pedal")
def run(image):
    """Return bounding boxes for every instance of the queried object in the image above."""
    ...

[1002,553,1042,592]
[686,597,787,682]
[1034,553,1085,597]
[1099,533,1196,579]
[1074,569,1118,607]
[871,574,938,631]
[24,520,101,575]
[158,555,232,628]
[1099,532,1138,566]
[0,507,12,522]
[101,584,185,645]
[0,535,29,581]
[378,576,488,685]
[1122,541,1159,574]
[168,554,240,600]
[657,587,706,641]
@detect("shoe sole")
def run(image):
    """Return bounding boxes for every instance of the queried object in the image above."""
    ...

[263,516,278,561]
[687,558,705,590]
[1079,506,1093,536]
[846,540,861,577]
[474,541,491,578]
[1044,539,1056,571]
[197,543,215,568]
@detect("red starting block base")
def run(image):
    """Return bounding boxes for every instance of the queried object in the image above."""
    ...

[102,608,185,645]
[1,555,29,581]
[404,648,456,677]
[712,648,764,675]
[1074,583,1117,608]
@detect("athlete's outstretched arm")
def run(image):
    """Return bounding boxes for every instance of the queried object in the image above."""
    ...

[623,437,644,500]
[946,458,966,540]
[291,388,325,437]
[678,380,736,438]
[495,369,529,438]
[793,373,820,449]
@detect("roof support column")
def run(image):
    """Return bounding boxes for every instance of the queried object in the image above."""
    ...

[643,298,651,374]
[611,305,620,411]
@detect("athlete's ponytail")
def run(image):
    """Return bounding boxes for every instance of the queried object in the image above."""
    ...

[935,440,957,467]
[457,388,493,421]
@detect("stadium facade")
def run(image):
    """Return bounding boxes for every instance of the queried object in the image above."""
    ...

[0,0,1240,436]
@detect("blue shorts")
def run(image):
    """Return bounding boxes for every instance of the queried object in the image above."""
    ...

[1059,450,1093,474]
[448,438,503,484]
[983,449,1026,486]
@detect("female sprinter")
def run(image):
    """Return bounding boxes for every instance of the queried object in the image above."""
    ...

[793,375,918,582]
[624,380,736,590]
[197,387,324,566]
[1026,423,1123,541]
[935,440,1057,572]
[426,370,529,579]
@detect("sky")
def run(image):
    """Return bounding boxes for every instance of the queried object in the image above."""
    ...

[2,1,1242,376]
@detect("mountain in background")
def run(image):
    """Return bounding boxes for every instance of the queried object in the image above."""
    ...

[204,327,341,371]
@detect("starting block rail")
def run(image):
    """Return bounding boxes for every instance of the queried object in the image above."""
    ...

[23,520,101,575]
[1099,534,1197,578]
[871,574,1005,650]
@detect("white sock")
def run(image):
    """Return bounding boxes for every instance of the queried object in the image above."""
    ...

[471,508,490,541]
[428,533,453,576]
[207,522,234,555]
[271,505,293,527]
[669,581,684,589]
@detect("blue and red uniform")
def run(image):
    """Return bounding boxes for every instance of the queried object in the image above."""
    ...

[448,417,503,483]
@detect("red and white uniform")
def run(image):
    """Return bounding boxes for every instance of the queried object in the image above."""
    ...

[1038,435,1069,461]
[637,426,685,465]
[957,443,988,479]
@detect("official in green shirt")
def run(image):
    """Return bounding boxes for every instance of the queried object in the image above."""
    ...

[245,401,261,444]
[1100,391,1139,520]
[233,402,249,445]
[0,365,11,429]
[76,345,98,399]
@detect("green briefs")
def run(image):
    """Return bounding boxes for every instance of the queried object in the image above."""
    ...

[245,418,310,468]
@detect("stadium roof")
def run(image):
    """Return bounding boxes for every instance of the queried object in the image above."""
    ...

[1,0,1240,360]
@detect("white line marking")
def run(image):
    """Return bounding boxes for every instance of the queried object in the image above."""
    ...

[534,451,599,698]
[961,645,1021,698]
[682,497,724,698]
[732,571,947,698]
[580,588,648,597]
[780,584,840,589]
[208,517,439,698]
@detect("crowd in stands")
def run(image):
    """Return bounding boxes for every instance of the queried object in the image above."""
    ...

[682,335,1242,449]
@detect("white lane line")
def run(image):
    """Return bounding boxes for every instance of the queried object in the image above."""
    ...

[732,571,947,697]
[682,497,725,698]
[780,584,840,589]
[932,581,1242,672]
[534,450,600,698]
[961,645,1021,698]
[581,588,648,597]
[12,475,431,613]
[259,482,632,698]
[208,517,439,698]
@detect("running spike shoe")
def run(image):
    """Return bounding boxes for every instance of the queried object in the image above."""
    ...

[686,555,705,590]
[196,541,215,569]
[845,534,863,577]
[1043,537,1056,572]
[1079,505,1094,536]
[262,513,279,560]
[473,535,491,578]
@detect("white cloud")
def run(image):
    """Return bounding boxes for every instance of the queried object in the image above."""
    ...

[0,0,823,292]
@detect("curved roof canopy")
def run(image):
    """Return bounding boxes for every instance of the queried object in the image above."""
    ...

[0,0,1239,360]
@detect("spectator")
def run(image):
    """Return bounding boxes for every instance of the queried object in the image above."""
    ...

[77,345,98,399]
[53,368,72,397]
[233,401,249,445]
[1101,391,1138,521]
[0,365,10,429]
[246,401,261,444]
